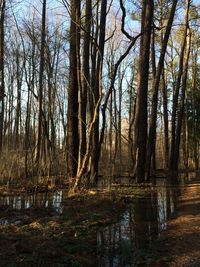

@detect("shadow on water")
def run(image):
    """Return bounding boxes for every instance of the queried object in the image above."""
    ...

[97,178,178,267]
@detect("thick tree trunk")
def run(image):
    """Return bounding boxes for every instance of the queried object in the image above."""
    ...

[146,0,177,180]
[90,0,107,184]
[133,0,154,183]
[67,0,80,177]
[192,50,198,170]
[170,0,190,171]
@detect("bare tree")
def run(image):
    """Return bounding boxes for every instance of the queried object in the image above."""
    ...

[0,0,5,152]
[133,0,154,182]
[66,0,80,177]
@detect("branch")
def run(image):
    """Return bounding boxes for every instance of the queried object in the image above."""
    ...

[120,0,133,40]
[98,31,142,152]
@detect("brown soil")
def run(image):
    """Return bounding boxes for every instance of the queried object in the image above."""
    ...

[152,180,200,267]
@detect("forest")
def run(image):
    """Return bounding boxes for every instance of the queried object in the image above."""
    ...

[0,0,200,266]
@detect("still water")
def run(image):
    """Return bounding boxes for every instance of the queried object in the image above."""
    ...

[97,179,177,267]
[0,190,63,212]
[0,177,188,266]
[0,190,64,225]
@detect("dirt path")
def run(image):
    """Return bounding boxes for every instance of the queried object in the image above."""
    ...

[153,180,200,266]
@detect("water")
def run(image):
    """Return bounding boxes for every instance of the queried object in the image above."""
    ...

[97,179,177,267]
[0,190,65,225]
[0,177,181,265]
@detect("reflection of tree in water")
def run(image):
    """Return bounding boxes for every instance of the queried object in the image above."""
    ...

[97,194,158,266]
[134,193,159,251]
[97,210,131,267]
[97,181,178,267]
[0,190,64,212]
[157,179,178,231]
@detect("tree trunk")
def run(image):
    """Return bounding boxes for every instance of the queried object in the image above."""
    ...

[133,0,154,182]
[173,27,191,171]
[34,0,46,165]
[161,72,169,168]
[170,0,190,171]
[78,0,92,172]
[67,0,80,177]
[146,0,177,180]
[90,0,107,184]
[14,50,22,149]
[0,0,5,152]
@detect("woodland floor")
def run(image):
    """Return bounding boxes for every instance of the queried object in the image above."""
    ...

[152,179,200,267]
[0,190,127,267]
[1,178,200,266]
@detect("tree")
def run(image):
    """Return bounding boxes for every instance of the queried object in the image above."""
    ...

[170,0,191,173]
[133,0,154,183]
[34,0,46,165]
[66,0,80,178]
[77,0,92,173]
[146,0,178,179]
[0,0,5,152]
[90,0,108,184]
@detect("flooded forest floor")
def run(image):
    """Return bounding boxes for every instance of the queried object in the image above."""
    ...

[0,176,200,266]
[0,191,127,266]
[153,179,200,266]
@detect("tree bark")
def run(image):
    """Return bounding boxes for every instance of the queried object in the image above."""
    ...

[0,0,5,152]
[34,0,46,165]
[90,0,107,184]
[133,0,154,182]
[173,27,191,171]
[161,72,169,168]
[67,0,80,177]
[170,0,190,171]
[78,0,92,172]
[146,0,177,180]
